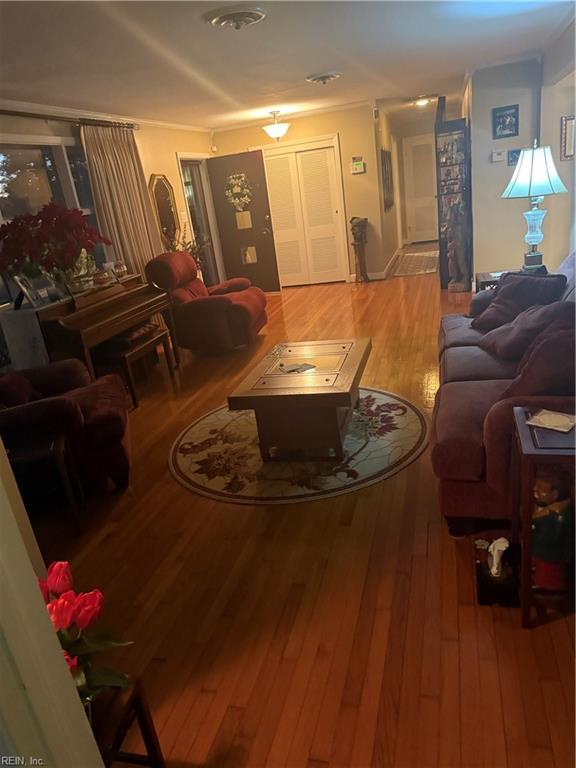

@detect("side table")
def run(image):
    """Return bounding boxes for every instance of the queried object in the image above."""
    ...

[475,269,510,292]
[511,406,575,628]
[91,679,166,768]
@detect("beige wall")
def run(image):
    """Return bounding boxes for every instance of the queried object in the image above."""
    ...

[135,125,210,242]
[470,58,542,273]
[376,109,401,260]
[213,105,390,275]
[540,20,575,270]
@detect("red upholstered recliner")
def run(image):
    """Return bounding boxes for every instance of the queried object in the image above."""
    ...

[0,359,130,491]
[145,251,268,355]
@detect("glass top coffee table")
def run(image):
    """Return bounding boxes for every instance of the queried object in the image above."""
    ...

[227,338,372,461]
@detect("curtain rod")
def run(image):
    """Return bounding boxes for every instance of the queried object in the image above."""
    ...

[0,108,139,130]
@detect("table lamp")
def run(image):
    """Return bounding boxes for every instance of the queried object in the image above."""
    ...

[501,140,567,270]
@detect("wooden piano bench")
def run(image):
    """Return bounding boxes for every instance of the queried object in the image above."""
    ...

[94,323,175,408]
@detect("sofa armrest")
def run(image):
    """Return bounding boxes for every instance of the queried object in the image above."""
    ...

[483,395,575,496]
[208,278,252,295]
[23,359,91,395]
[0,397,84,446]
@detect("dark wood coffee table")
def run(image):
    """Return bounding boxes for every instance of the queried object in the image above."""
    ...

[228,338,371,461]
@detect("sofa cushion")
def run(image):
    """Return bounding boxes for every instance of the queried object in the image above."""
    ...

[471,272,567,331]
[478,301,575,360]
[502,328,575,398]
[431,379,512,481]
[0,371,41,408]
[440,346,518,384]
[439,314,485,355]
[468,289,495,318]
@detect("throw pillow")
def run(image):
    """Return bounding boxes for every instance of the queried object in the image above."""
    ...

[0,370,40,407]
[471,272,567,332]
[479,301,575,360]
[502,328,575,398]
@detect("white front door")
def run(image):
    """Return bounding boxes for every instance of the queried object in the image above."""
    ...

[403,133,438,243]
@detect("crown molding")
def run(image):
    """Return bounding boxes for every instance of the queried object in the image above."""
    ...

[0,99,210,133]
[212,100,373,133]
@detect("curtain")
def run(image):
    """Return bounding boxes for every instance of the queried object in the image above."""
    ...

[81,125,163,275]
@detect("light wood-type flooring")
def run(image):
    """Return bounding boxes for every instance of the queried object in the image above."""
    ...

[40,272,574,767]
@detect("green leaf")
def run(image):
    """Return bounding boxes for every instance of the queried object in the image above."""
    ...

[85,665,132,690]
[66,632,134,657]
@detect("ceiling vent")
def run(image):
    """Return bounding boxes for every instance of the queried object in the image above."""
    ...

[305,71,342,86]
[205,6,266,30]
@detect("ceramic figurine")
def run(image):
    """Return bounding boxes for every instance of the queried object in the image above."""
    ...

[531,468,573,591]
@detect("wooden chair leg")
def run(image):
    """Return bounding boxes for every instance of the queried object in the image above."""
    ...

[53,437,84,533]
[133,686,166,768]
[124,358,139,408]
[161,335,175,380]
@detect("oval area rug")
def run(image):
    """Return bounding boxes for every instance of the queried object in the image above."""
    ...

[169,387,428,504]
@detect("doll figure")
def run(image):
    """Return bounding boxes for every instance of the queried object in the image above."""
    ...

[531,468,573,591]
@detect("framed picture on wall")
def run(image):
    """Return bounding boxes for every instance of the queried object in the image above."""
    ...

[507,148,522,166]
[492,104,519,139]
[380,149,394,211]
[560,115,575,160]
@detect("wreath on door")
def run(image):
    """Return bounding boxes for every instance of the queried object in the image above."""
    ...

[224,173,253,212]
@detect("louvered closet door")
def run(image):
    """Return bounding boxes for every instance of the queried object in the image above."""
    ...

[264,153,309,286]
[296,147,345,284]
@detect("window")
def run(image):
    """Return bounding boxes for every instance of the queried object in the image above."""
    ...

[0,146,66,219]
[0,141,105,282]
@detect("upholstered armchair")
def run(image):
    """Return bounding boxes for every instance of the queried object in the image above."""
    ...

[0,359,130,490]
[145,251,267,355]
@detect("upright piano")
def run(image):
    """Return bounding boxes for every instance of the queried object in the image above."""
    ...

[36,275,178,377]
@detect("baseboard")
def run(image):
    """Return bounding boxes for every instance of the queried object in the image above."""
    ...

[382,248,403,279]
[349,271,389,282]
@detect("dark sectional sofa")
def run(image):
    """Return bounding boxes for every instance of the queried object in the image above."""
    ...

[431,253,575,536]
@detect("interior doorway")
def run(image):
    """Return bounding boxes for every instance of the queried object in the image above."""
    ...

[178,156,223,285]
[403,133,438,243]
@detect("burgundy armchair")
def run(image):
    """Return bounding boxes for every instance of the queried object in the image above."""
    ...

[145,251,267,354]
[0,359,130,490]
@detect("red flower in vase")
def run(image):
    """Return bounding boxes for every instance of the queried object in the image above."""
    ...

[0,203,111,274]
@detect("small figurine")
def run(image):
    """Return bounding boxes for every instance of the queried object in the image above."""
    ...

[531,468,573,591]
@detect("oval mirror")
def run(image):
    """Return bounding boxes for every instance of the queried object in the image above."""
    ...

[149,174,180,247]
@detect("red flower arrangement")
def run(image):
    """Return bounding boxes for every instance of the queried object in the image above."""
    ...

[0,203,111,276]
[38,561,132,704]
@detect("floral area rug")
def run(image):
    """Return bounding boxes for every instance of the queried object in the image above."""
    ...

[169,388,429,504]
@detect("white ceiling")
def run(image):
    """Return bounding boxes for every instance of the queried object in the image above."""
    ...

[0,1,573,130]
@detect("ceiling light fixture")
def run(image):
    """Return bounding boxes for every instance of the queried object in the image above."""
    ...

[262,111,290,141]
[408,94,438,108]
[205,6,266,30]
[305,71,342,85]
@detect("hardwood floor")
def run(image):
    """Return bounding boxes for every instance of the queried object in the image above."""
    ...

[40,274,574,767]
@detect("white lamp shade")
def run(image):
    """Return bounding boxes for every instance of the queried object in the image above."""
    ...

[262,121,290,140]
[502,145,568,198]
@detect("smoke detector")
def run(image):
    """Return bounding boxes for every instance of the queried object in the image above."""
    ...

[305,71,342,86]
[205,6,266,30]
